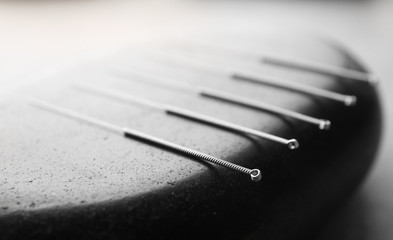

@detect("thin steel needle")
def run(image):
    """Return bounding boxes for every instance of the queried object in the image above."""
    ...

[152,50,357,107]
[113,70,331,130]
[232,72,357,106]
[30,99,262,182]
[198,87,331,130]
[75,84,299,149]
[261,54,379,86]
[166,41,378,86]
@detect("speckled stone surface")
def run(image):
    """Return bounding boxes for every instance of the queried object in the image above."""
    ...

[0,36,382,239]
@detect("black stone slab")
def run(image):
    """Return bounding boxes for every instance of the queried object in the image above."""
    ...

[0,37,382,240]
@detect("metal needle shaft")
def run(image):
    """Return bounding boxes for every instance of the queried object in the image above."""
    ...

[165,41,378,86]
[76,84,299,149]
[149,50,357,106]
[112,71,331,130]
[198,87,331,130]
[30,99,262,182]
[261,55,378,86]
[232,72,357,106]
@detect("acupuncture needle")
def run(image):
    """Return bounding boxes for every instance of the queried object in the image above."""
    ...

[30,99,262,182]
[261,54,378,86]
[75,84,299,149]
[112,70,331,130]
[169,40,378,86]
[149,49,357,107]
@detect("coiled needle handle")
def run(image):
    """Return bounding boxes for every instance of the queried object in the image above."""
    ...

[31,99,262,182]
[123,128,262,181]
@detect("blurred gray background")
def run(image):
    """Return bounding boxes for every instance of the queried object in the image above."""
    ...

[0,0,392,239]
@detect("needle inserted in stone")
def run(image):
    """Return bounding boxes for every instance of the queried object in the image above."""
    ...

[114,70,331,130]
[75,84,299,149]
[30,99,262,182]
[261,54,378,86]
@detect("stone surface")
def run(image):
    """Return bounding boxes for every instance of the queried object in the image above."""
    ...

[0,37,382,239]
